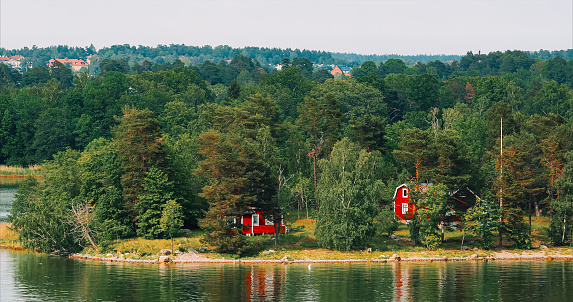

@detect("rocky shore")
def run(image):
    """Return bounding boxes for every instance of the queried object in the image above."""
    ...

[66,249,573,264]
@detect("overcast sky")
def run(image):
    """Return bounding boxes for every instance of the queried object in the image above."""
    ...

[1,0,571,55]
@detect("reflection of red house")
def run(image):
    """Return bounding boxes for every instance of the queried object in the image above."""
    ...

[227,208,287,235]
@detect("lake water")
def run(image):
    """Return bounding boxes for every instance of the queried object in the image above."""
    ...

[1,249,573,302]
[0,179,19,222]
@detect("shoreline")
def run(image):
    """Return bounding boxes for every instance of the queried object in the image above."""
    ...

[4,243,573,264]
[63,251,573,264]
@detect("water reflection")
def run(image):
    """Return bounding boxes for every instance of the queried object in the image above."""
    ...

[2,249,573,301]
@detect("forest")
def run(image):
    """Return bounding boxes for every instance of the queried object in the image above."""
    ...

[3,45,573,254]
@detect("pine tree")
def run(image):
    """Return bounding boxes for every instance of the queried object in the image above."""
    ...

[113,106,168,217]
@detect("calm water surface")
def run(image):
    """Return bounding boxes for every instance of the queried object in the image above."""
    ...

[0,180,18,222]
[1,249,573,302]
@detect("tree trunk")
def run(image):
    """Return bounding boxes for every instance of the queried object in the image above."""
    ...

[313,154,317,191]
[274,222,279,245]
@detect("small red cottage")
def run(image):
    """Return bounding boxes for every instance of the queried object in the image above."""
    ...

[393,184,415,221]
[393,184,478,222]
[227,208,287,235]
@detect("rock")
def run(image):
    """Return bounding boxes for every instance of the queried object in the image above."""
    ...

[471,254,478,259]
[119,254,125,260]
[390,254,401,261]
[161,249,172,255]
[540,245,548,249]
[462,246,469,250]
[159,256,171,263]
[390,235,400,240]
[442,256,448,261]
[198,247,207,252]
[263,250,276,255]
[106,253,113,257]
[366,247,372,253]
[179,229,193,235]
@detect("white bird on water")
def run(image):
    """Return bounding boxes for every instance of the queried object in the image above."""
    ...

[308,264,312,270]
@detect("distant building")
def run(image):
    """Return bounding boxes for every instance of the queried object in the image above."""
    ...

[331,65,352,78]
[48,58,89,72]
[0,55,25,70]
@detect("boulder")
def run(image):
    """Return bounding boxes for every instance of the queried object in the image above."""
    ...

[179,229,193,235]
[161,249,172,255]
[390,254,401,261]
[159,256,171,263]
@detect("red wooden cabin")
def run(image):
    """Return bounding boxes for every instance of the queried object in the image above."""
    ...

[393,184,415,221]
[393,184,478,222]
[226,208,287,235]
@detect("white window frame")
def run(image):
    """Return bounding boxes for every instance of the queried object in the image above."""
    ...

[402,188,409,198]
[402,203,409,215]
[265,216,273,226]
[252,214,260,226]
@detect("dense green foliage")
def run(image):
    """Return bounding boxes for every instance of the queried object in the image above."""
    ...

[5,45,573,252]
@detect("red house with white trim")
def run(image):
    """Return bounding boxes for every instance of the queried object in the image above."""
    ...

[226,208,287,235]
[393,184,415,220]
[393,184,478,222]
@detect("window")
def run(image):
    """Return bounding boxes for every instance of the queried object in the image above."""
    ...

[402,203,409,214]
[402,188,408,198]
[252,214,260,226]
[265,215,273,226]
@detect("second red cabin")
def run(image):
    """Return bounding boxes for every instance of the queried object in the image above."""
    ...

[227,208,287,235]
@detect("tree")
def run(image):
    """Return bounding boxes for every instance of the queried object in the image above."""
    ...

[315,138,382,251]
[160,199,184,252]
[413,183,449,249]
[135,167,175,239]
[33,107,71,162]
[8,149,84,252]
[393,128,433,184]
[113,106,168,218]
[195,95,280,253]
[346,114,387,152]
[49,61,74,89]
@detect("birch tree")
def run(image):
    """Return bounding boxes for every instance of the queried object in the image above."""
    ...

[314,138,382,251]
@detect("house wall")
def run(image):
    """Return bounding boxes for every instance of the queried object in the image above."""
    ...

[394,185,414,220]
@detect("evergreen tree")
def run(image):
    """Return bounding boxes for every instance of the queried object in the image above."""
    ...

[112,106,168,219]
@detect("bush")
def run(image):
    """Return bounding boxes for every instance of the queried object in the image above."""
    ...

[374,207,400,236]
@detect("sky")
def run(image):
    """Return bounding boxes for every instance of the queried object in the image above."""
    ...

[1,0,572,55]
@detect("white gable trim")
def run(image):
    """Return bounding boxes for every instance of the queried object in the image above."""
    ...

[393,184,408,199]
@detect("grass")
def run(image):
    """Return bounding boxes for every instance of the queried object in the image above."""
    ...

[0,165,42,177]
[0,222,21,247]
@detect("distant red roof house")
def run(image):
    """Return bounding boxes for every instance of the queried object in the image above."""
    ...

[48,58,89,72]
[0,55,24,69]
[331,65,352,78]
